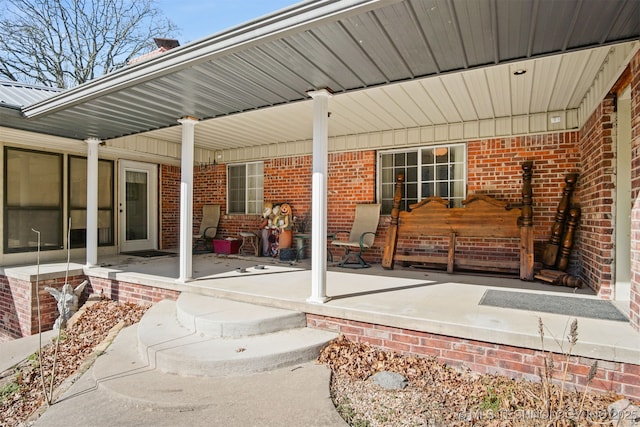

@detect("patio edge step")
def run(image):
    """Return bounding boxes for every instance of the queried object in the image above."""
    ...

[88,324,347,427]
[175,292,306,338]
[137,298,337,377]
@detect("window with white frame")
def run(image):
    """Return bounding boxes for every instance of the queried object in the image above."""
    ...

[227,162,264,214]
[379,144,466,214]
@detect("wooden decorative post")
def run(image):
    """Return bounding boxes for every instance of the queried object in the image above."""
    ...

[556,206,580,271]
[542,173,579,268]
[535,269,583,288]
[382,174,404,269]
[519,161,534,280]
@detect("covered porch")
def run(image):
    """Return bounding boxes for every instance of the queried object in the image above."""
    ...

[1,0,638,401]
[11,250,635,398]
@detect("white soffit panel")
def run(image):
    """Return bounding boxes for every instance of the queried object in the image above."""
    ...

[485,63,512,118]
[330,94,383,134]
[462,69,495,120]
[356,91,407,130]
[379,84,432,126]
[548,50,592,111]
[440,73,478,122]
[529,56,561,113]
[509,60,535,116]
[406,80,446,124]
[422,78,462,123]
[565,47,611,109]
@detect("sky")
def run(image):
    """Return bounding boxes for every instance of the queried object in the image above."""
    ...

[156,0,302,45]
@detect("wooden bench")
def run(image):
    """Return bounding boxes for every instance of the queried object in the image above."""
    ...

[382,161,534,280]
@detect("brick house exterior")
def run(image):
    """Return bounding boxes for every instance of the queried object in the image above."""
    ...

[155,49,640,332]
[0,1,638,402]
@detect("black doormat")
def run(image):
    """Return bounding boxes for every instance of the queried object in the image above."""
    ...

[479,289,628,322]
[121,250,176,258]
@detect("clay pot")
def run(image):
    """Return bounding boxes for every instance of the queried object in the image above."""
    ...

[279,229,292,248]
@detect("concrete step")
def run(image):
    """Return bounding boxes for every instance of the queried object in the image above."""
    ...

[81,324,347,426]
[175,292,306,337]
[137,298,337,377]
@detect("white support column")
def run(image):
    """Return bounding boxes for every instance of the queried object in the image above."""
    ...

[177,116,199,283]
[307,89,332,304]
[85,138,101,268]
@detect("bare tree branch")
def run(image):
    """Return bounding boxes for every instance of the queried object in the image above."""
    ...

[0,0,178,88]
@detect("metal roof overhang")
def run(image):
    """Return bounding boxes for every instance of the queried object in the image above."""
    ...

[7,0,640,150]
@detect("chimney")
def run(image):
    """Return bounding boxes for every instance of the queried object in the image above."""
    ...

[128,38,180,65]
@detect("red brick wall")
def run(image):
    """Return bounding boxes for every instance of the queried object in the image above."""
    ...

[0,274,87,341]
[0,275,28,341]
[308,314,640,400]
[630,49,640,331]
[162,140,587,279]
[160,164,181,249]
[0,271,181,341]
[327,151,379,261]
[468,134,581,244]
[178,152,381,260]
[396,134,583,274]
[160,132,633,298]
[579,96,616,299]
[86,277,179,304]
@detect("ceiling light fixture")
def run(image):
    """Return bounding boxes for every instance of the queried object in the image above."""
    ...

[433,147,448,157]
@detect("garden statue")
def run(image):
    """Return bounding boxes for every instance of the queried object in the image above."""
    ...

[277,203,293,249]
[260,202,278,256]
[45,280,88,330]
[259,202,272,256]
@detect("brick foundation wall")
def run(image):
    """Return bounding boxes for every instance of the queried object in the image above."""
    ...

[0,275,26,340]
[0,271,179,342]
[630,49,640,331]
[0,274,87,341]
[86,277,180,304]
[307,314,640,401]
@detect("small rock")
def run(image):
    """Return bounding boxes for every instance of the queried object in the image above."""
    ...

[371,371,408,390]
[608,399,640,427]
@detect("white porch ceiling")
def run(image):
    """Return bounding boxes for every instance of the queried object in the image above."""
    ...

[139,44,633,152]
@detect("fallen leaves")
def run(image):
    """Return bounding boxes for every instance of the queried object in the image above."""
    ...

[0,300,148,426]
[319,335,626,427]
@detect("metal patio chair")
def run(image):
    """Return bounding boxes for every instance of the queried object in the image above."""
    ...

[193,204,221,253]
[331,203,381,268]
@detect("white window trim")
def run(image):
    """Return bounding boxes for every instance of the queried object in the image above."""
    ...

[227,161,264,215]
[377,143,467,213]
